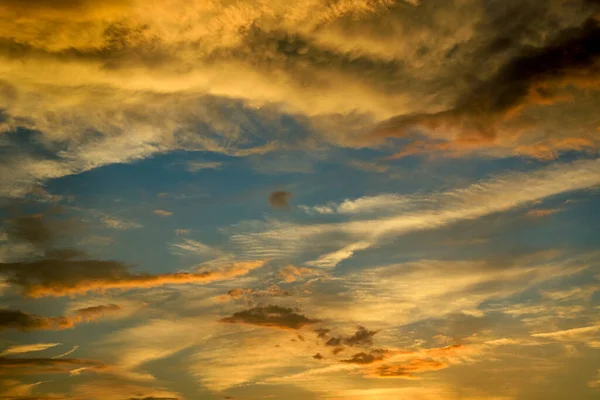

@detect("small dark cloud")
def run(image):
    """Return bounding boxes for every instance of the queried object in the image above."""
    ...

[268,191,292,209]
[219,305,319,329]
[0,309,73,331]
[341,349,388,364]
[315,328,330,338]
[324,326,379,347]
[3,212,83,250]
[344,326,379,346]
[313,353,324,360]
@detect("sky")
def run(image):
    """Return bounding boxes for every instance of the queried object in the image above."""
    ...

[0,0,599,399]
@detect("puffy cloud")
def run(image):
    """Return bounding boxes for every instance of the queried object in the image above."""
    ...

[220,305,319,329]
[268,191,293,209]
[278,265,318,282]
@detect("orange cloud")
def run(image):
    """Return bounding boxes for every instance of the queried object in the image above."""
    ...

[526,208,562,218]
[0,356,106,375]
[0,252,265,298]
[374,359,449,378]
[279,265,316,283]
[25,260,266,298]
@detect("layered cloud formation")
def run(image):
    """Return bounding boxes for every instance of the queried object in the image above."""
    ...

[0,1,599,400]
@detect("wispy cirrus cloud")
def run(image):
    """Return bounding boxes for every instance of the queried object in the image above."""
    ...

[185,160,223,172]
[0,343,62,357]
[232,158,600,265]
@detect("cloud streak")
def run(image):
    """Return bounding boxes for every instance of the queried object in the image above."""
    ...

[233,158,600,264]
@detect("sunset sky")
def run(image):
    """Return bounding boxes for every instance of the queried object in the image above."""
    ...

[0,1,599,399]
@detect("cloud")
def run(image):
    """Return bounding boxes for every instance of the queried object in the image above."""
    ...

[101,216,142,230]
[0,309,75,331]
[0,304,125,332]
[0,257,266,297]
[220,305,319,329]
[0,0,596,200]
[231,158,600,263]
[74,304,122,321]
[0,343,61,357]
[278,265,318,282]
[326,326,378,346]
[312,251,588,327]
[525,208,562,218]
[0,357,105,375]
[307,241,372,268]
[268,191,293,209]
[375,15,600,159]
[169,239,219,257]
[1,210,265,297]
[374,359,449,378]
[152,210,173,217]
[68,379,182,400]
[185,160,223,172]
[53,345,80,359]
[531,324,600,347]
[341,349,389,364]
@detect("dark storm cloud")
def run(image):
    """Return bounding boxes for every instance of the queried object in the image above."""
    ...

[219,305,319,329]
[376,12,600,157]
[268,191,293,209]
